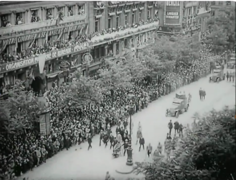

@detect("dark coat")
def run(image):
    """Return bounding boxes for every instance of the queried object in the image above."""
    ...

[139,137,145,145]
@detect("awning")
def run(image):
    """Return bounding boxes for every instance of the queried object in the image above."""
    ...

[46,71,63,79]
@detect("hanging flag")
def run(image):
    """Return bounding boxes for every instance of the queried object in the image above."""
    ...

[0,40,8,54]
[57,28,64,41]
[29,33,38,48]
[67,26,71,40]
[45,31,48,45]
[15,37,18,54]
[85,24,89,35]
[38,58,46,74]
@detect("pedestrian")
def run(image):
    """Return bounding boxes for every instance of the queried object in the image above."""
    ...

[123,139,129,156]
[226,72,229,81]
[168,120,173,135]
[139,136,145,151]
[202,89,206,100]
[199,88,203,100]
[103,132,109,148]
[88,134,92,150]
[136,128,142,145]
[157,142,162,154]
[179,124,183,137]
[174,121,179,134]
[99,129,104,146]
[109,134,115,149]
[146,143,153,157]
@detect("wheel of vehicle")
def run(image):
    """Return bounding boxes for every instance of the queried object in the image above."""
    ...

[185,104,189,112]
[175,111,179,118]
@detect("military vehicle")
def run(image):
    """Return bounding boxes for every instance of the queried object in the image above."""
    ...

[210,65,224,82]
[166,92,189,118]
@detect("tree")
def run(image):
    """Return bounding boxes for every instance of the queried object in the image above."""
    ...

[97,57,133,91]
[204,6,235,54]
[132,107,236,180]
[63,74,103,106]
[0,90,42,135]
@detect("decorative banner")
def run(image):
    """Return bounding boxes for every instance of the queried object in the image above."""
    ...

[5,58,38,71]
[38,57,46,74]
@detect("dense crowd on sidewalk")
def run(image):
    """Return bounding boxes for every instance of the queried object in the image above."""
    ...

[0,50,213,180]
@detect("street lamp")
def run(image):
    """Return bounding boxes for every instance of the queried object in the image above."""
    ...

[126,94,135,166]
[126,108,133,166]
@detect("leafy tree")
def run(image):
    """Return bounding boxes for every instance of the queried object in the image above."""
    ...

[204,6,235,54]
[0,90,42,135]
[63,74,103,106]
[97,57,133,90]
[132,107,236,180]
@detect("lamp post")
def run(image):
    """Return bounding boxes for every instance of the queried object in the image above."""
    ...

[126,105,133,166]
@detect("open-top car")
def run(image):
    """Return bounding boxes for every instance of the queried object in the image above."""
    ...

[166,92,190,118]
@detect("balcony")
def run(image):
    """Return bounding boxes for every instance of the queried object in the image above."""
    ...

[0,14,86,35]
[0,41,91,73]
[91,20,159,46]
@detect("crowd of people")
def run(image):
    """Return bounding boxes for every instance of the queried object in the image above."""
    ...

[0,33,89,65]
[0,52,213,180]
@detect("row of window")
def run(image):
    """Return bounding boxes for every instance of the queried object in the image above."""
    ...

[0,4,85,27]
[95,9,153,32]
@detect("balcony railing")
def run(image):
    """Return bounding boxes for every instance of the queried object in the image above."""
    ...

[0,14,86,35]
[0,41,91,73]
[0,20,159,74]
[91,20,159,45]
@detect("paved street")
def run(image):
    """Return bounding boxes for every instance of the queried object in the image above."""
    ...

[19,76,235,180]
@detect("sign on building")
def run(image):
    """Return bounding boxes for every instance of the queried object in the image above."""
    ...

[165,1,181,25]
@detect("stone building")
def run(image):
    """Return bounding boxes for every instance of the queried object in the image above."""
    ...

[0,1,161,95]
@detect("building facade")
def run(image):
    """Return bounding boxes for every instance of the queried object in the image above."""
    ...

[196,1,235,32]
[0,1,160,96]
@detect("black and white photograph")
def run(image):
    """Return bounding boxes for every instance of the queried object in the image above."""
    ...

[0,1,235,180]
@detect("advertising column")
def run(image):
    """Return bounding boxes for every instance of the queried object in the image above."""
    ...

[164,1,181,26]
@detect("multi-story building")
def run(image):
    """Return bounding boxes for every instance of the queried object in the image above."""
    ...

[196,1,235,32]
[0,1,160,96]
[87,1,160,74]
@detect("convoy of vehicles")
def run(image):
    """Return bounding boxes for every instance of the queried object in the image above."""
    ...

[166,92,190,118]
